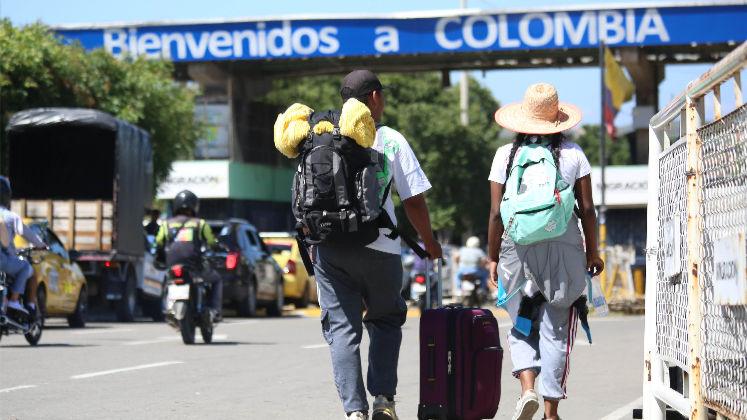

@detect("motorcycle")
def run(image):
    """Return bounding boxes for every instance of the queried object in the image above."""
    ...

[458,270,494,308]
[411,270,438,313]
[459,272,482,308]
[0,249,43,345]
[163,264,221,345]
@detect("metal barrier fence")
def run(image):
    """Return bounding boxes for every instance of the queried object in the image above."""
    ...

[645,40,747,420]
[698,106,747,419]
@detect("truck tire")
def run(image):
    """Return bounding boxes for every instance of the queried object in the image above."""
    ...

[266,279,284,317]
[143,284,167,322]
[236,279,257,318]
[67,287,87,328]
[116,271,137,322]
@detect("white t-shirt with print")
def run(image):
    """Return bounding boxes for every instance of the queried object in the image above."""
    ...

[366,126,432,255]
[488,138,592,187]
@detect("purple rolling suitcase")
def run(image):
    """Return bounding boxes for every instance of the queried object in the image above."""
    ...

[418,260,503,420]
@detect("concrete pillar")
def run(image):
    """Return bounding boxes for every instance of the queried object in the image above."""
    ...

[621,48,665,165]
[187,63,274,164]
[230,76,274,164]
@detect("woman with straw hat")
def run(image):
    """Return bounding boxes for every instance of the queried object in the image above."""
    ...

[487,83,604,420]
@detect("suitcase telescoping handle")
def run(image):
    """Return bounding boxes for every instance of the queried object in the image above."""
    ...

[425,257,444,310]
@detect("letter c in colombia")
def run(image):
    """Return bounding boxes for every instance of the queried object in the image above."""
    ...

[435,17,463,50]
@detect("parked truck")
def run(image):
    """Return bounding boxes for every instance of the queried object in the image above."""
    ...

[7,108,166,321]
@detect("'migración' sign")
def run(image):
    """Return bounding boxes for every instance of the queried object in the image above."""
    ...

[55,2,747,62]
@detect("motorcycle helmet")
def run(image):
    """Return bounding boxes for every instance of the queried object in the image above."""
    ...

[173,190,199,215]
[0,176,11,209]
[466,236,480,248]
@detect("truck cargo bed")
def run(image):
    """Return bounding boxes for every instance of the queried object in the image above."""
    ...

[12,199,114,251]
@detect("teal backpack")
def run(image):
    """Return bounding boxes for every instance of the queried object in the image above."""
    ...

[500,140,576,245]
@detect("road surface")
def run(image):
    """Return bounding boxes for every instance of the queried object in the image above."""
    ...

[0,309,643,419]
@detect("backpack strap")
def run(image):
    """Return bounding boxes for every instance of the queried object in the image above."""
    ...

[294,225,315,277]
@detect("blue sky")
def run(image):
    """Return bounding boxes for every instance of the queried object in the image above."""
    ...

[2,0,733,127]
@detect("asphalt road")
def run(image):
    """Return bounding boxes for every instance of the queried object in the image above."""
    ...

[0,309,644,420]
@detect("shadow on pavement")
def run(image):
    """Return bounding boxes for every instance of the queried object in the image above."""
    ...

[200,341,277,346]
[0,343,98,348]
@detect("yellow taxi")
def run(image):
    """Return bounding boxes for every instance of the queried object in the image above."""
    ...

[259,233,317,308]
[14,219,88,327]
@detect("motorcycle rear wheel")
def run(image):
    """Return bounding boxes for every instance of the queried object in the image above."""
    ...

[24,309,43,346]
[180,304,196,345]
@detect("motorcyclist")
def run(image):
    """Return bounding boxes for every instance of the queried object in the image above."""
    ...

[155,190,223,320]
[0,176,46,318]
[455,236,489,292]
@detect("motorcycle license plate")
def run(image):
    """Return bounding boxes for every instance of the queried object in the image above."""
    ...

[461,281,475,292]
[168,284,190,302]
[412,283,427,294]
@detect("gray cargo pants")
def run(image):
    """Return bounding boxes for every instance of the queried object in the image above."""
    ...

[313,245,408,414]
[507,301,580,401]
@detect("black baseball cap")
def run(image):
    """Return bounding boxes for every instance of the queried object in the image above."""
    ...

[340,70,392,101]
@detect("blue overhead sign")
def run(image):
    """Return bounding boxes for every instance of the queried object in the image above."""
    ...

[55,4,747,62]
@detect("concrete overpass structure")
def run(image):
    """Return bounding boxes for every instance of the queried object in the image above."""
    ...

[54,2,747,230]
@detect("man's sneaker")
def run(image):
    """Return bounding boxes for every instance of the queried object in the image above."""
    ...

[346,412,368,420]
[512,390,539,420]
[372,395,398,420]
[7,300,29,315]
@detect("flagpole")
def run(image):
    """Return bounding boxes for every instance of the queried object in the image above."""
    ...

[599,39,608,288]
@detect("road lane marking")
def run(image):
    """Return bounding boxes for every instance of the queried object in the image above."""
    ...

[124,337,181,345]
[124,334,228,345]
[72,329,134,335]
[597,396,643,420]
[222,321,259,326]
[302,344,328,349]
[0,385,37,393]
[71,361,184,379]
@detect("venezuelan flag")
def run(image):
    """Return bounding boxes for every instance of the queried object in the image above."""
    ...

[603,47,634,139]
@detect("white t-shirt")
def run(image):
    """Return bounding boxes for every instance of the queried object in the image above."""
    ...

[367,127,432,255]
[488,138,592,187]
[0,207,46,255]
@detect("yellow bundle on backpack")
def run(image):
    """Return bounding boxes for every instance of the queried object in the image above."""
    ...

[273,99,376,158]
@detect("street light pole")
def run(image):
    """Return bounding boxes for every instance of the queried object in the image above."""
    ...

[460,0,469,126]
[599,39,608,287]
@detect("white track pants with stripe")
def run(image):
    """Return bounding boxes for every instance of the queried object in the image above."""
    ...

[507,302,579,401]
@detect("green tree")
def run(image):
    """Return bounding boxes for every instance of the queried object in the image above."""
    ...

[0,19,200,185]
[265,72,504,241]
[572,124,631,166]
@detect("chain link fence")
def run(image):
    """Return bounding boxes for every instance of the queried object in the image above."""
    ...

[697,103,747,420]
[657,139,691,370]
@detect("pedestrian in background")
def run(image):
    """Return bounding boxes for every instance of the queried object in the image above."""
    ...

[145,209,160,236]
[487,83,604,420]
[455,236,489,292]
[315,70,442,420]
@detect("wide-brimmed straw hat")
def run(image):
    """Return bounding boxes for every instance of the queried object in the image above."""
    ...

[494,83,582,135]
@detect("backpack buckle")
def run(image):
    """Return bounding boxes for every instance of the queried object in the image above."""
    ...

[332,127,341,140]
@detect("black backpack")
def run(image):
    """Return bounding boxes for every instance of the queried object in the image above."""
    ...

[291,111,392,248]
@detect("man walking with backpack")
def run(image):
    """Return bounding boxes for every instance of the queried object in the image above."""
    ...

[274,70,441,420]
